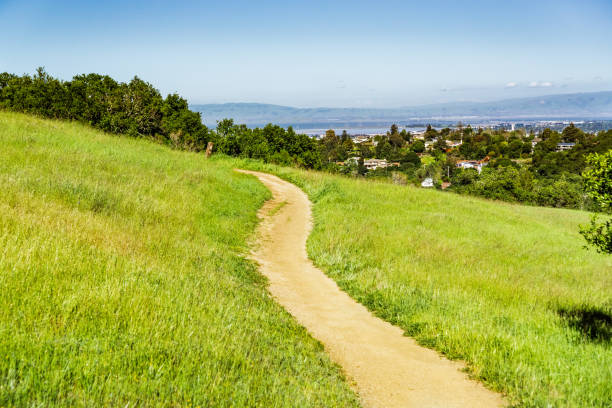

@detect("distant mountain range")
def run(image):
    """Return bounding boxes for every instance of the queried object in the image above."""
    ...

[192,91,612,127]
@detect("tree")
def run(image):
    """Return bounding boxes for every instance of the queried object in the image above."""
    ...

[161,93,209,151]
[215,118,241,155]
[432,138,448,153]
[359,143,373,159]
[388,131,404,148]
[357,157,367,175]
[340,130,350,143]
[321,129,341,162]
[562,122,584,143]
[375,138,392,159]
[122,76,164,136]
[411,140,425,153]
[450,168,478,187]
[508,139,524,159]
[402,151,421,166]
[580,151,612,253]
[424,124,438,140]
[340,131,354,154]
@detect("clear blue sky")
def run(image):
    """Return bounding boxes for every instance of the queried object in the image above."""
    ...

[1,0,611,107]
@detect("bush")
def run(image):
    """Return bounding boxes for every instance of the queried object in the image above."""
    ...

[580,151,612,253]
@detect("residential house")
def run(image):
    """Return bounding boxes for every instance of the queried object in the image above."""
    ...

[556,142,576,152]
[455,156,490,173]
[412,131,426,140]
[424,138,437,149]
[364,159,388,170]
[353,135,370,144]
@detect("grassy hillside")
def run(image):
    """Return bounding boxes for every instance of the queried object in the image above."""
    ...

[3,111,610,407]
[0,112,359,407]
[242,163,612,407]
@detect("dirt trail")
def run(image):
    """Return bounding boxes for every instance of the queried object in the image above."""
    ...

[237,170,505,408]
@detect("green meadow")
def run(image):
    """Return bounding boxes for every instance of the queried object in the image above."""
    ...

[2,111,611,407]
[243,163,612,407]
[0,112,359,407]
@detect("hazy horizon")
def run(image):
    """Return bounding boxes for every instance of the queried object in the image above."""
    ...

[2,0,611,108]
[193,89,612,110]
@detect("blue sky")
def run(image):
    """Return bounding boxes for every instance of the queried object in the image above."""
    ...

[1,0,611,107]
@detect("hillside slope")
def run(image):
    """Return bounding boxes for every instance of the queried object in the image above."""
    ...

[3,111,610,407]
[0,112,359,407]
[240,163,612,407]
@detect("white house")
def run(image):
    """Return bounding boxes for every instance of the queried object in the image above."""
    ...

[412,131,426,140]
[424,138,437,149]
[363,159,388,170]
[556,142,575,152]
[456,157,490,173]
[421,177,434,188]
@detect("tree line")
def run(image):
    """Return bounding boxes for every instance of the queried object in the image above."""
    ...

[0,68,321,167]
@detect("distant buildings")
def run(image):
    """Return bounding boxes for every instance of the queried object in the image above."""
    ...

[424,138,437,149]
[353,135,370,144]
[455,157,490,173]
[529,140,575,152]
[556,142,576,152]
[364,159,388,170]
[412,131,426,140]
[335,157,399,171]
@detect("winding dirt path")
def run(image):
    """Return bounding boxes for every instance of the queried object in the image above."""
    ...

[237,170,505,408]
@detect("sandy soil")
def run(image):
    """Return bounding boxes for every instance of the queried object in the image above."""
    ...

[237,170,506,408]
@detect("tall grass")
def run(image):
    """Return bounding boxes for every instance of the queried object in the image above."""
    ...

[241,161,612,407]
[0,112,359,407]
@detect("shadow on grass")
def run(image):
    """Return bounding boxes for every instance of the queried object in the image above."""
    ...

[558,305,612,344]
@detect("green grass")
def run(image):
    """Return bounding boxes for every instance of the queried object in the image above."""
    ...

[4,111,611,407]
[240,162,612,407]
[0,112,360,407]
